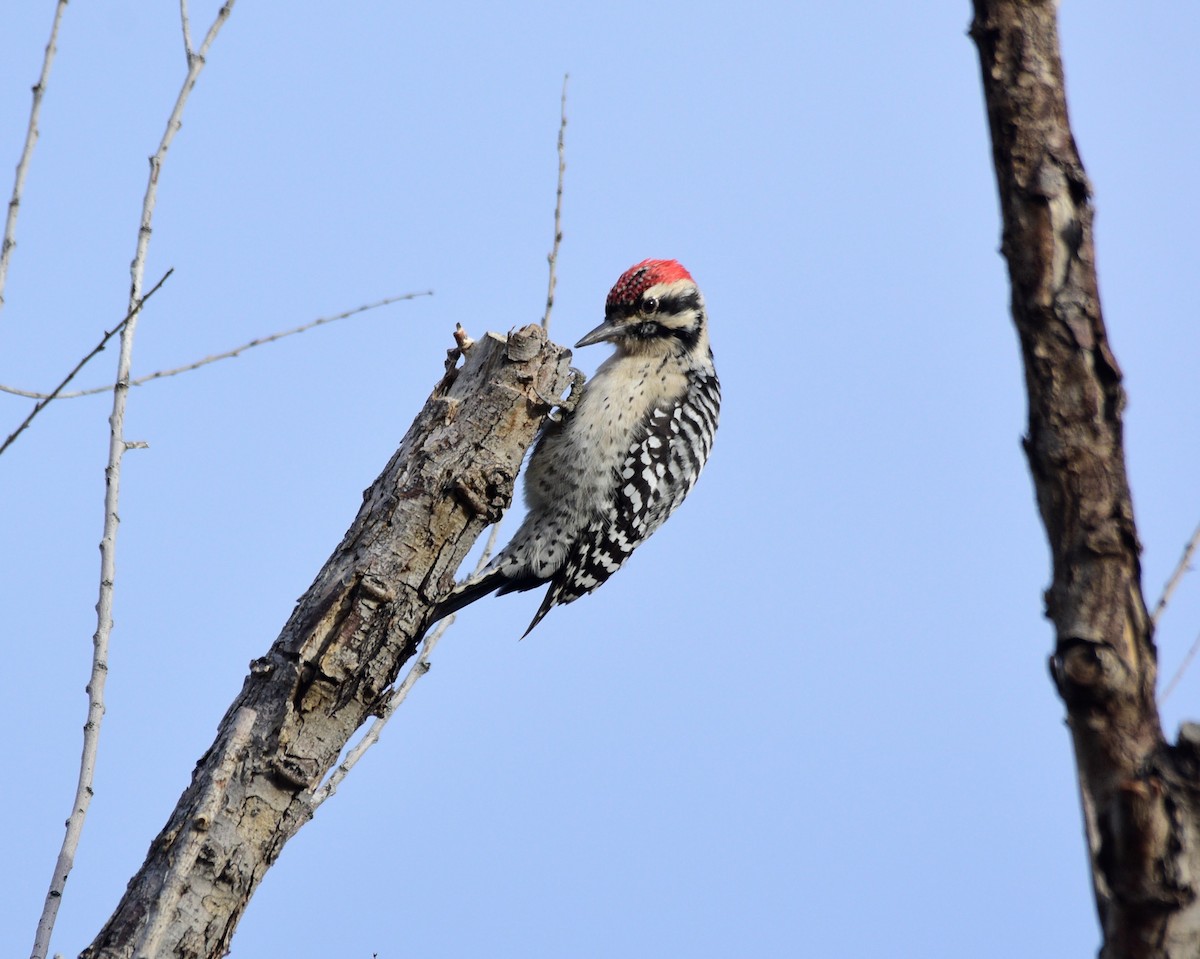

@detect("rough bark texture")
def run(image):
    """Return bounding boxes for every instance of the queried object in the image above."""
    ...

[82,326,572,959]
[971,3,1200,956]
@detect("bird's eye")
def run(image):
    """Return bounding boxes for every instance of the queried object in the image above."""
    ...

[642,296,659,314]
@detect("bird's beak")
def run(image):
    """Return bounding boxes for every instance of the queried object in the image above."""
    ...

[575,318,622,349]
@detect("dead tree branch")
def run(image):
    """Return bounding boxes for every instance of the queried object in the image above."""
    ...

[82,325,572,959]
[971,2,1200,956]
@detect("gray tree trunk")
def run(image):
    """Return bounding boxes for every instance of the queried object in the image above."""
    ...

[971,3,1200,956]
[82,325,572,959]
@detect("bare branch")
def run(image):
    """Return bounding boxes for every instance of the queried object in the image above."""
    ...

[1162,629,1200,703]
[1153,520,1200,625]
[541,74,568,333]
[0,0,69,316]
[0,290,433,400]
[1156,521,1200,702]
[179,0,194,61]
[0,270,173,458]
[310,617,447,810]
[130,290,433,387]
[129,1,234,311]
[30,5,236,958]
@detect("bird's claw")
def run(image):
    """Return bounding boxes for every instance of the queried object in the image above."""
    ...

[537,367,586,422]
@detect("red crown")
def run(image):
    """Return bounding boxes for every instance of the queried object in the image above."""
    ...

[606,259,694,308]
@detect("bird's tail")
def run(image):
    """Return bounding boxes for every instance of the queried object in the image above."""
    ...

[429,566,511,623]
[520,585,560,639]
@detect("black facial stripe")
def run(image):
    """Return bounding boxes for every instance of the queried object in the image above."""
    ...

[628,320,701,351]
[654,290,701,316]
[606,289,702,321]
[666,323,701,351]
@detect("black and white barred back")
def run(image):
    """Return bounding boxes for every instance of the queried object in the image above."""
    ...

[433,259,720,636]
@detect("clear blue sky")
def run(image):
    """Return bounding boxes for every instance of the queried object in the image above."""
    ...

[3,2,1199,956]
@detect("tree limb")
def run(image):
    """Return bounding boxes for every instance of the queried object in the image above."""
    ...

[971,2,1200,956]
[82,325,572,959]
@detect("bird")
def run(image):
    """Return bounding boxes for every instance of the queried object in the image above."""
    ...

[433,258,720,636]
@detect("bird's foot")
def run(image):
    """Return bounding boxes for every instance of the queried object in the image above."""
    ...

[538,367,586,423]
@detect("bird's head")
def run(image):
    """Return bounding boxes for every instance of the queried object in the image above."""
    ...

[575,259,708,357]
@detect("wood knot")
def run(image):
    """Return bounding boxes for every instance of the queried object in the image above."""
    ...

[505,324,546,362]
[270,754,321,790]
[1050,636,1131,707]
[452,466,515,522]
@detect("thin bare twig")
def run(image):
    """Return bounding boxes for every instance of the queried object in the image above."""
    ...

[0,270,172,458]
[309,522,505,810]
[29,5,236,958]
[1152,519,1200,625]
[541,74,568,333]
[127,291,432,389]
[0,290,432,400]
[1156,519,1200,702]
[308,622,444,809]
[0,0,69,316]
[179,0,194,60]
[1162,629,1200,703]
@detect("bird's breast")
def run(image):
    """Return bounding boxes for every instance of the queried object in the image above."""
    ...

[523,353,691,518]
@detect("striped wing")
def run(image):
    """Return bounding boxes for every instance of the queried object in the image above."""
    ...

[523,369,721,635]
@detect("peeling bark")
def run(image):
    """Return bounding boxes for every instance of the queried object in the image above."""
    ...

[82,326,573,959]
[971,2,1200,956]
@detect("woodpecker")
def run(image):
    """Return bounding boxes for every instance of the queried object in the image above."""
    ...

[434,259,720,636]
